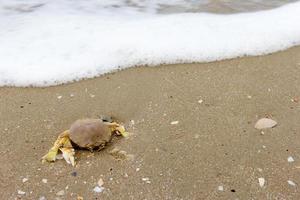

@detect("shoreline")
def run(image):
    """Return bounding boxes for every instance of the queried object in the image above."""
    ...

[1,46,300,199]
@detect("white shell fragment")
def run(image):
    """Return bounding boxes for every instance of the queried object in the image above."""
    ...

[288,156,295,163]
[288,180,296,186]
[258,177,265,187]
[93,186,104,193]
[170,121,179,125]
[22,178,28,183]
[255,118,277,129]
[17,190,26,195]
[218,185,224,191]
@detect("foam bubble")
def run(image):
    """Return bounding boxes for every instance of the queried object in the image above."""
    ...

[0,1,300,86]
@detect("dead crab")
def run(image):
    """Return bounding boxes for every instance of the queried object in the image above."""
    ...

[42,118,128,166]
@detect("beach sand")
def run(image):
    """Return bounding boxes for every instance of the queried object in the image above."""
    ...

[1,46,300,199]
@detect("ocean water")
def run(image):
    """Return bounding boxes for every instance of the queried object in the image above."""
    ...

[0,0,300,86]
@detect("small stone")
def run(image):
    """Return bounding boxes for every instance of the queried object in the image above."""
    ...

[56,190,65,196]
[57,96,62,99]
[98,178,104,187]
[257,168,263,172]
[42,179,48,183]
[254,118,277,129]
[218,186,224,191]
[291,97,299,103]
[142,177,150,181]
[124,173,129,178]
[288,156,295,163]
[136,168,140,172]
[17,190,26,195]
[170,121,179,125]
[247,95,252,99]
[71,171,77,177]
[198,99,203,104]
[22,178,28,183]
[39,196,47,200]
[93,186,104,193]
[258,177,265,188]
[70,94,74,97]
[288,180,296,186]
[90,94,95,98]
[194,134,200,139]
[77,196,83,200]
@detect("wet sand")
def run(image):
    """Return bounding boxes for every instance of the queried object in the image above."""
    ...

[1,46,300,199]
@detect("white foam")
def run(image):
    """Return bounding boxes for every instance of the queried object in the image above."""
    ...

[1,1,300,86]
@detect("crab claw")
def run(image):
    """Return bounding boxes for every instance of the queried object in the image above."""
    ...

[115,125,129,137]
[105,122,129,137]
[60,147,75,166]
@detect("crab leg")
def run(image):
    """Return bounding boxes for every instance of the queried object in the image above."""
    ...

[42,130,74,164]
[59,135,76,166]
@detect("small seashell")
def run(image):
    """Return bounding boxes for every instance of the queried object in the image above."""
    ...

[288,156,295,163]
[17,190,26,195]
[198,99,203,104]
[170,121,179,125]
[218,185,224,191]
[93,186,104,193]
[254,118,277,129]
[98,178,104,187]
[288,180,296,186]
[22,178,28,183]
[258,177,265,187]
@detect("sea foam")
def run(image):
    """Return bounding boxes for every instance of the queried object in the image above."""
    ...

[0,1,300,86]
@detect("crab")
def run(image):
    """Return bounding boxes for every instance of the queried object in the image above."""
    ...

[42,118,128,166]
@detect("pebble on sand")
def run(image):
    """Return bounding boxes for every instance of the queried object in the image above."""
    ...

[42,179,48,183]
[170,121,179,125]
[56,190,65,196]
[142,177,151,184]
[98,178,104,187]
[22,178,28,183]
[288,180,296,186]
[254,118,277,129]
[93,186,104,193]
[258,177,265,188]
[57,95,62,99]
[218,186,224,191]
[288,156,295,163]
[17,190,26,195]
